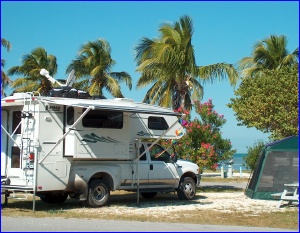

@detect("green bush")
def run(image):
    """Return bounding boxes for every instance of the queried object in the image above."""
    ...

[244,140,265,170]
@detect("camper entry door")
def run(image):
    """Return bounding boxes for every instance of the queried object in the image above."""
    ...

[1,110,8,177]
[5,110,24,178]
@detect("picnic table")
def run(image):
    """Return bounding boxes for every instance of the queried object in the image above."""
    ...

[271,183,299,208]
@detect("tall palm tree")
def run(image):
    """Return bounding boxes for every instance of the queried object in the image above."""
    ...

[1,38,12,97]
[134,15,238,110]
[8,47,58,95]
[67,39,132,98]
[239,35,299,78]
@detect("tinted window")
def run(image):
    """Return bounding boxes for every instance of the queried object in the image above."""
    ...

[82,109,123,129]
[66,107,74,125]
[148,116,169,130]
[139,145,147,161]
[148,144,171,163]
[12,111,22,134]
[11,146,21,168]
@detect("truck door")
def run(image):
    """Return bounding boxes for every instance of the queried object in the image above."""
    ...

[135,144,149,187]
[147,143,177,188]
[1,110,8,177]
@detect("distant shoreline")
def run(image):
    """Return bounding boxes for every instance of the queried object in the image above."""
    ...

[217,153,250,171]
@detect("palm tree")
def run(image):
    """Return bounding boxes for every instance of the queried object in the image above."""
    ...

[8,47,58,95]
[67,39,132,98]
[239,35,299,78]
[134,15,238,110]
[1,38,12,97]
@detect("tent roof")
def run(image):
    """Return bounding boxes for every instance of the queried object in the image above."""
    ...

[265,135,299,151]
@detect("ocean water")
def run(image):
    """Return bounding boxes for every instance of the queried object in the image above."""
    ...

[217,153,249,171]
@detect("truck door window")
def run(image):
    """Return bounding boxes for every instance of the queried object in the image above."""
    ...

[148,116,169,130]
[139,145,146,161]
[148,144,171,163]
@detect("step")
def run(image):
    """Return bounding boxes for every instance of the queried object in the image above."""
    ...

[1,184,34,192]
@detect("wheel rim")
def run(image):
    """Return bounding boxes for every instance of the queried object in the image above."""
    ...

[184,182,194,197]
[93,185,106,202]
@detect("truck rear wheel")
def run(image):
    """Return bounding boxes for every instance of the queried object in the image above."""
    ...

[177,177,196,200]
[86,179,110,207]
[140,192,157,199]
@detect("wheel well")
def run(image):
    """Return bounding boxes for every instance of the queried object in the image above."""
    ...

[89,172,113,190]
[181,172,197,184]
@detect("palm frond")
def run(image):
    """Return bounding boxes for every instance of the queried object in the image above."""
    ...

[1,38,11,51]
[134,15,238,110]
[198,63,238,86]
[106,76,123,98]
[67,39,131,95]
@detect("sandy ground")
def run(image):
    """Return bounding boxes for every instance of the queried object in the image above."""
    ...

[70,178,299,216]
[69,187,298,216]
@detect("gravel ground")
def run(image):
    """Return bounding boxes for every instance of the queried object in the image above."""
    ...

[70,192,294,216]
[66,182,298,216]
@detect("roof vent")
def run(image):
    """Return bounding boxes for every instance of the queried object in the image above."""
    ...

[114,98,134,102]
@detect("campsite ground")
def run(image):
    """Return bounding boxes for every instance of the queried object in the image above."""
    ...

[1,176,298,230]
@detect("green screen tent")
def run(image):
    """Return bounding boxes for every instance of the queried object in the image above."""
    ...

[245,135,299,200]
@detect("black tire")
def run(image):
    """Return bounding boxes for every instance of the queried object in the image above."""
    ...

[140,192,157,199]
[86,180,110,207]
[177,177,196,200]
[40,193,68,204]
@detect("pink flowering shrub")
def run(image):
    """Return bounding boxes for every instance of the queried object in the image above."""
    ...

[170,99,236,172]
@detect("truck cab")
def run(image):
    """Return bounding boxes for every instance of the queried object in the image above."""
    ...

[71,141,201,207]
[133,141,201,200]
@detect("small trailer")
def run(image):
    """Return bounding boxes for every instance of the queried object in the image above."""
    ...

[1,73,200,210]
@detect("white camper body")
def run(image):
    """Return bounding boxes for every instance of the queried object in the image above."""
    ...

[1,93,200,208]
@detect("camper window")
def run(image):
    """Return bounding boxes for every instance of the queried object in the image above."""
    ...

[82,109,123,129]
[66,107,74,125]
[11,146,21,168]
[12,111,22,134]
[148,116,169,130]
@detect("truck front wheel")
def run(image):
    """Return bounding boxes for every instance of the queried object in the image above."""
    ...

[177,177,196,200]
[86,179,110,207]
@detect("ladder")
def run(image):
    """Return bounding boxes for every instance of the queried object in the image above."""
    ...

[1,92,38,210]
[20,92,36,186]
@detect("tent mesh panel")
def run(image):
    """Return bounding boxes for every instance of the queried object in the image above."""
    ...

[257,151,298,192]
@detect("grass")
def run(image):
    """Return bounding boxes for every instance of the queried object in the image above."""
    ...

[2,184,298,230]
[201,177,250,183]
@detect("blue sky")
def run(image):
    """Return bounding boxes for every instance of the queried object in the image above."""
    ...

[1,1,299,153]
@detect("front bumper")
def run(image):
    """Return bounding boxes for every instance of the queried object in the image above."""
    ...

[196,174,201,187]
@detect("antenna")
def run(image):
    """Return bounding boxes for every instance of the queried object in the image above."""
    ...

[40,69,63,86]
[65,69,76,87]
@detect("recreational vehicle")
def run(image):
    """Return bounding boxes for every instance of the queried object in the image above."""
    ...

[1,75,200,208]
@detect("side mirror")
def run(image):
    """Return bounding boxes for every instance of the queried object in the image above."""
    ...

[169,153,178,163]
